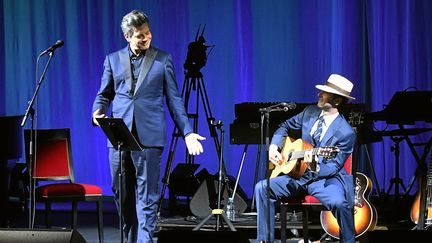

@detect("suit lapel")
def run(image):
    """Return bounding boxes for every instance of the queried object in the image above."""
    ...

[134,47,158,95]
[119,47,132,92]
[321,114,343,146]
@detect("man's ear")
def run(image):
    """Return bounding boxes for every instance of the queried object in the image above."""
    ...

[333,96,343,107]
[124,33,129,41]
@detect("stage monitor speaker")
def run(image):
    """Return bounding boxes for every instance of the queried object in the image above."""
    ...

[189,173,249,218]
[168,163,205,197]
[0,228,86,243]
[157,229,249,243]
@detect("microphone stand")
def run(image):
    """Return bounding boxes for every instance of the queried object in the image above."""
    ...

[193,120,236,231]
[261,110,272,243]
[258,105,293,243]
[259,104,285,242]
[21,51,56,229]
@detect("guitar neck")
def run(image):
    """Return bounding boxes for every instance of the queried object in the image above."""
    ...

[290,148,318,161]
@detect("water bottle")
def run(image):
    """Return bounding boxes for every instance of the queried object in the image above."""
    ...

[226,198,235,221]
[290,211,299,237]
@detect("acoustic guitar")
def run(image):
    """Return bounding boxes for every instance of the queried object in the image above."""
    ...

[269,137,339,179]
[409,158,432,225]
[320,172,378,239]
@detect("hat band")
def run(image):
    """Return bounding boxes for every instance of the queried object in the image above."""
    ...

[326,82,351,97]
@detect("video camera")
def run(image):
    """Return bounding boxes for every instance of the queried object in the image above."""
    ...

[184,24,213,73]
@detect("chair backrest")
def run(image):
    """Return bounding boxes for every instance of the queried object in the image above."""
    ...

[24,128,74,181]
[344,154,352,175]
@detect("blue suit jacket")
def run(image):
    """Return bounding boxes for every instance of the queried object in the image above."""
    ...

[92,46,192,147]
[271,105,356,205]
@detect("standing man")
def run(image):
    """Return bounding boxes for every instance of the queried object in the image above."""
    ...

[92,10,205,243]
[255,74,357,243]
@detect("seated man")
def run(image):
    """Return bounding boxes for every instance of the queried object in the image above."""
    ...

[255,74,356,243]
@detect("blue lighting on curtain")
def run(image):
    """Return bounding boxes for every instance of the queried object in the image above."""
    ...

[1,0,431,198]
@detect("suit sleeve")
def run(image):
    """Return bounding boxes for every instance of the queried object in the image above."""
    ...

[163,54,193,137]
[270,106,309,149]
[92,55,115,115]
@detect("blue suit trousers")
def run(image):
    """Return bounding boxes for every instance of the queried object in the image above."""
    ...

[255,175,355,243]
[109,147,163,243]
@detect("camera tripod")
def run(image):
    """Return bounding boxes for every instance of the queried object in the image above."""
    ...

[158,69,233,219]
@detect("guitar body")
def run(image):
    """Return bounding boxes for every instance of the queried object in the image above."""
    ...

[411,191,432,224]
[410,159,432,225]
[410,192,421,224]
[320,172,377,239]
[269,137,310,179]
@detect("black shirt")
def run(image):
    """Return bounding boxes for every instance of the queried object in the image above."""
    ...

[129,48,145,94]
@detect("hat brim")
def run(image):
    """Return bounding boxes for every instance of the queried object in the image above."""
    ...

[315,85,356,100]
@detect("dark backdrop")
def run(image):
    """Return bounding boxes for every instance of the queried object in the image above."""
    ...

[1,0,431,199]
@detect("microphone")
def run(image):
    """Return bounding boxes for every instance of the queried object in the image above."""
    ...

[280,102,297,111]
[39,40,64,56]
[210,119,223,128]
[259,102,296,112]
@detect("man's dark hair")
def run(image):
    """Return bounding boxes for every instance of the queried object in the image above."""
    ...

[121,10,149,37]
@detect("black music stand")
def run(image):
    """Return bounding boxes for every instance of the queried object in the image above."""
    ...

[386,136,407,196]
[96,117,143,243]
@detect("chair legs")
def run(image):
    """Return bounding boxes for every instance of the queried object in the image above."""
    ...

[45,201,51,228]
[97,198,104,243]
[72,201,78,229]
[302,207,309,243]
[280,204,288,243]
[42,199,104,243]
[280,204,311,243]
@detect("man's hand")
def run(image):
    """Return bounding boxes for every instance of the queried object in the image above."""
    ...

[92,109,107,126]
[304,150,319,173]
[185,133,206,155]
[304,150,313,163]
[269,144,282,168]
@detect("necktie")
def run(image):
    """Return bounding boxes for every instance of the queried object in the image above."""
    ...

[312,116,324,146]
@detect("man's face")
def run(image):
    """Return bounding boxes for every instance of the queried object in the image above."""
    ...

[125,23,152,54]
[317,91,334,109]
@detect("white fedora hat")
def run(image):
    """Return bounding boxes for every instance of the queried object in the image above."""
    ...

[315,74,355,100]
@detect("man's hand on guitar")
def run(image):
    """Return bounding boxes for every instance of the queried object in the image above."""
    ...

[269,144,282,168]
[304,150,313,163]
[304,150,319,172]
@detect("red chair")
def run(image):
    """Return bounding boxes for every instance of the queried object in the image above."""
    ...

[280,155,352,243]
[24,128,104,243]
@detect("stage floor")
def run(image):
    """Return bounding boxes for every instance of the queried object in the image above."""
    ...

[3,194,427,243]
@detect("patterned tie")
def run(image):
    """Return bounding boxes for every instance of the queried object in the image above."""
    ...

[312,116,324,146]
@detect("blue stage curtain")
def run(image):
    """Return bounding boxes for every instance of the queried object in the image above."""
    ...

[365,0,432,195]
[1,0,431,198]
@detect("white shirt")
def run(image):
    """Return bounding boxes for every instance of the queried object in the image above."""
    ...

[310,111,339,142]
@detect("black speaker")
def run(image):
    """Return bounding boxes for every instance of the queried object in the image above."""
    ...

[168,164,211,212]
[168,163,203,197]
[189,173,249,218]
[0,228,86,243]
[157,229,249,243]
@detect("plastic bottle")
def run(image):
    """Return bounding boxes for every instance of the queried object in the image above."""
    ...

[226,198,235,221]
